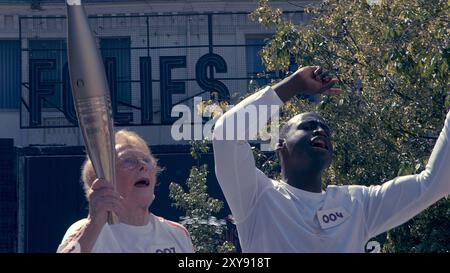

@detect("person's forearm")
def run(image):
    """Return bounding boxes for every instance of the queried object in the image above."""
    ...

[272,73,302,103]
[213,86,283,142]
[419,110,450,195]
[57,218,103,253]
[77,218,104,253]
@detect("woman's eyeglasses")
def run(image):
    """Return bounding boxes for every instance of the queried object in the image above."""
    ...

[117,154,155,171]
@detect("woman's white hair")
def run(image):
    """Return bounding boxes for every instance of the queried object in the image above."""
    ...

[80,129,160,199]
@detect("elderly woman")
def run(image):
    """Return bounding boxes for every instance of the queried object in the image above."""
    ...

[57,129,194,253]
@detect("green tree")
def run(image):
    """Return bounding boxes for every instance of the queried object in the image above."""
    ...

[250,0,449,252]
[169,140,236,253]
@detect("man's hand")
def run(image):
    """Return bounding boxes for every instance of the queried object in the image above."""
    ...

[273,66,342,103]
[297,66,342,95]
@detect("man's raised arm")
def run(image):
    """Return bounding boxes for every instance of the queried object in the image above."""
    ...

[212,66,341,222]
[362,111,450,238]
[212,86,283,222]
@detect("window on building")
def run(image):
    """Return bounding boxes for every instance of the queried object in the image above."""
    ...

[245,37,277,91]
[0,40,20,109]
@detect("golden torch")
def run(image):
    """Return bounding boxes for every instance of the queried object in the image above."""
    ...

[66,0,118,224]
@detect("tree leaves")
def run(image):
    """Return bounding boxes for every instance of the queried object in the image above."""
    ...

[252,0,449,252]
[169,149,236,253]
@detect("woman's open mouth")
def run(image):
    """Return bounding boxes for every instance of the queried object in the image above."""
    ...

[134,178,150,188]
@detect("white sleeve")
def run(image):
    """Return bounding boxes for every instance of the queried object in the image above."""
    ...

[363,112,450,238]
[57,240,81,253]
[56,220,87,253]
[212,86,283,222]
[185,233,195,253]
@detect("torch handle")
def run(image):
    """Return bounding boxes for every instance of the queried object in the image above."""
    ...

[108,211,119,224]
[75,96,119,225]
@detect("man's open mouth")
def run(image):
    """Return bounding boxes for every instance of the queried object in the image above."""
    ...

[134,178,150,188]
[310,137,329,151]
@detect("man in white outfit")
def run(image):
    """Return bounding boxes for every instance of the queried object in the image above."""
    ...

[212,66,450,252]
